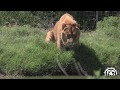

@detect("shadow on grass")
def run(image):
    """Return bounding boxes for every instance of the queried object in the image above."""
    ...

[72,43,105,76]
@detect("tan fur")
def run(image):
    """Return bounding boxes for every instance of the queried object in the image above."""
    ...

[45,30,55,42]
[45,13,81,50]
[60,13,76,25]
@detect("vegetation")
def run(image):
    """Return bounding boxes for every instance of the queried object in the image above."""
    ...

[97,16,120,39]
[81,16,120,71]
[0,25,76,76]
[0,12,120,78]
[0,11,119,30]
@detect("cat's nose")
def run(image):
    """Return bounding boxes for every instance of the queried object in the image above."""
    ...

[67,38,73,43]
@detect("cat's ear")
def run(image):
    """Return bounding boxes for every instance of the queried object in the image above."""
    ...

[73,23,80,28]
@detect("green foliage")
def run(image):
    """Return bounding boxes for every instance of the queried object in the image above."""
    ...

[97,16,120,28]
[80,16,120,73]
[0,16,120,76]
[0,11,96,30]
[0,25,74,75]
[0,11,34,25]
[80,30,120,70]
[97,16,120,39]
[0,11,69,28]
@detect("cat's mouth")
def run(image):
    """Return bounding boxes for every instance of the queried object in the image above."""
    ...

[65,44,74,51]
[65,47,71,51]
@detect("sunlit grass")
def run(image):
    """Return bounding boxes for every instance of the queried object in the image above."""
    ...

[0,25,120,77]
[0,25,74,76]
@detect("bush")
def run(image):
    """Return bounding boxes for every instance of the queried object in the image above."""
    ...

[96,16,120,38]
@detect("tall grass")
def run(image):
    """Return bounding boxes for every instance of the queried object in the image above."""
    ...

[81,16,120,72]
[0,16,120,76]
[0,25,75,76]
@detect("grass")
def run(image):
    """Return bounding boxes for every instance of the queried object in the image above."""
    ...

[0,25,120,77]
[0,25,74,76]
[80,30,120,74]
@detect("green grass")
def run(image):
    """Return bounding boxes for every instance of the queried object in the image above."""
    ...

[0,25,74,76]
[80,30,120,74]
[0,25,120,76]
